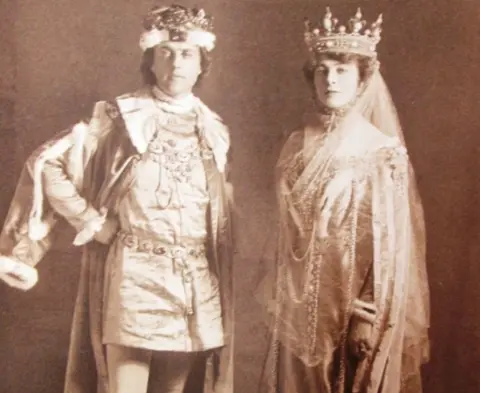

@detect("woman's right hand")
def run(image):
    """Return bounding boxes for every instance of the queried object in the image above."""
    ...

[0,255,38,291]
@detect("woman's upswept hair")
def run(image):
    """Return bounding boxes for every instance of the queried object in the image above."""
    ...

[303,52,377,86]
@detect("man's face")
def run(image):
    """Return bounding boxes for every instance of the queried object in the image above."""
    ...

[152,41,202,98]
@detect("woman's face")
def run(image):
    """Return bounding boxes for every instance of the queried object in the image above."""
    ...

[314,58,360,110]
[152,41,202,98]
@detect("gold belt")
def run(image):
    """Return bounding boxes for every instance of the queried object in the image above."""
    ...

[116,231,207,316]
[117,231,206,258]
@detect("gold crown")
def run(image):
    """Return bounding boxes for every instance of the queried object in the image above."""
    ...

[304,7,383,58]
[140,4,216,51]
[143,4,214,34]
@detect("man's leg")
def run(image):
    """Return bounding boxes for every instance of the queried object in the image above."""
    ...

[148,351,204,393]
[106,344,152,393]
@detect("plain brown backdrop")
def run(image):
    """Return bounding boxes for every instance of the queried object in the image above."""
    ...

[1,0,480,392]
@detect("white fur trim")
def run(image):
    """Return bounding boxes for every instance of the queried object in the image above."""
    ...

[139,28,216,51]
[28,220,50,241]
[0,255,38,291]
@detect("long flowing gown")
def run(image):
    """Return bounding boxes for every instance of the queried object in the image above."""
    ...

[258,110,430,393]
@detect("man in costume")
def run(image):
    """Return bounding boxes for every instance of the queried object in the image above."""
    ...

[257,7,430,393]
[0,4,234,393]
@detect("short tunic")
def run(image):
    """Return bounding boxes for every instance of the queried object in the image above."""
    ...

[102,106,224,352]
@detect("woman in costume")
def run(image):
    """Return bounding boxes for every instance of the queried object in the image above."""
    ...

[0,4,234,393]
[258,7,430,393]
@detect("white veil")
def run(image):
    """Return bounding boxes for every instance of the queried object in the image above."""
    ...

[256,64,430,393]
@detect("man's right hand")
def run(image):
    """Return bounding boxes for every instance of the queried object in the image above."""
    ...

[94,215,119,245]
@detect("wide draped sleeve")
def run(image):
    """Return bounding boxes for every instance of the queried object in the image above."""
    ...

[0,101,119,268]
[354,145,430,393]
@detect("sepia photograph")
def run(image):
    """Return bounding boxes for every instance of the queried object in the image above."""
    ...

[0,0,479,392]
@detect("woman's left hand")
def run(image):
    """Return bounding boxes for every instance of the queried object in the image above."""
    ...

[348,317,373,360]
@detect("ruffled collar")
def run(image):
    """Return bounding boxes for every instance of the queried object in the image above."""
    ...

[151,85,197,114]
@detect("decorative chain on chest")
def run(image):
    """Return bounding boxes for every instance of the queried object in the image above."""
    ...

[148,138,202,183]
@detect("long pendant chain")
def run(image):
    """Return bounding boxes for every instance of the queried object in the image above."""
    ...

[336,178,359,393]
